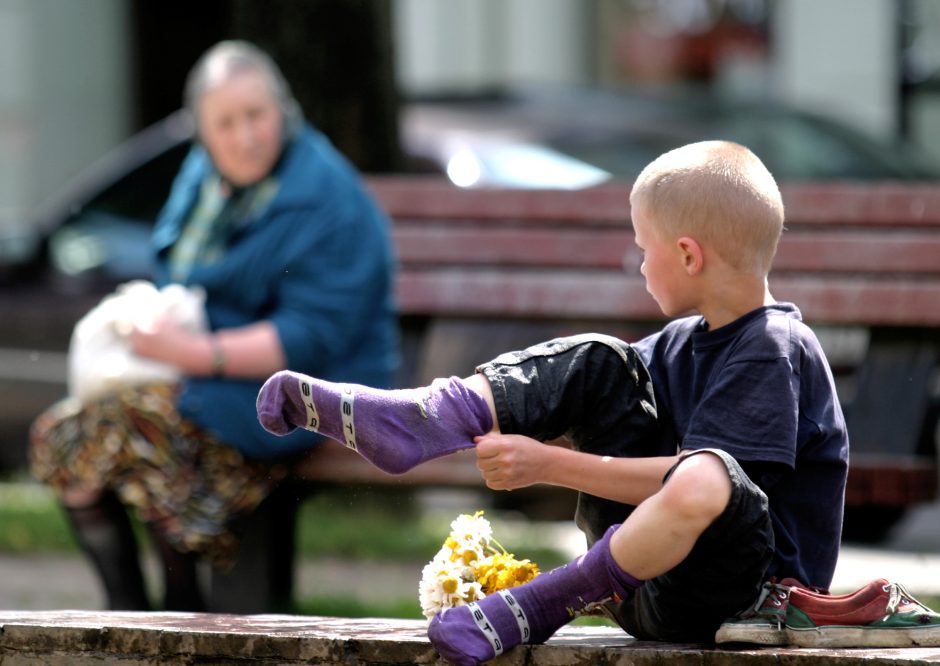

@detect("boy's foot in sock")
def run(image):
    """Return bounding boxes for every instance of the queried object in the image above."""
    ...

[256,371,493,474]
[427,524,642,665]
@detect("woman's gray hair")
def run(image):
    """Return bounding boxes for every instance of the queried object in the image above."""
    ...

[183,40,301,133]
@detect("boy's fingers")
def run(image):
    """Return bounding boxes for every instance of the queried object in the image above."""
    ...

[474,436,500,459]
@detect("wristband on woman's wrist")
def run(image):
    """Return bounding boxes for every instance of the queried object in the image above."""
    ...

[210,335,226,378]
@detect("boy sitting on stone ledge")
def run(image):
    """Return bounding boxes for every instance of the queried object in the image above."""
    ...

[257,140,940,665]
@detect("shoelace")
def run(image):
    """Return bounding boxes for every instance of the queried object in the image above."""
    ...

[738,580,792,626]
[885,582,902,616]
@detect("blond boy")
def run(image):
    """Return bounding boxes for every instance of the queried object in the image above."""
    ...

[258,142,938,663]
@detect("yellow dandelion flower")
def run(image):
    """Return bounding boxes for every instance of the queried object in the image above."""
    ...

[441,576,460,594]
[419,511,540,622]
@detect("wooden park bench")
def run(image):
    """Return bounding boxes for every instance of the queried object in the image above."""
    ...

[211,177,940,613]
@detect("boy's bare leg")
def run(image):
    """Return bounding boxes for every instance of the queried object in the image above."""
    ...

[609,452,731,577]
[256,371,496,473]
[428,452,732,666]
[461,373,498,427]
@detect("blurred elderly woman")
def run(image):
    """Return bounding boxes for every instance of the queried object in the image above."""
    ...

[30,40,398,611]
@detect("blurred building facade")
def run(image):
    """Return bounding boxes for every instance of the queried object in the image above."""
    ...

[1,0,939,239]
[0,0,131,238]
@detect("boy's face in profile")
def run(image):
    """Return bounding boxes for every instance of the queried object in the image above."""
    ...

[632,206,694,319]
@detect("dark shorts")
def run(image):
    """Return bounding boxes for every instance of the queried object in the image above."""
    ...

[477,333,774,642]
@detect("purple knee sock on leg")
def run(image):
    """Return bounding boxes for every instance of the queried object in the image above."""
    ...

[256,371,493,474]
[427,524,642,666]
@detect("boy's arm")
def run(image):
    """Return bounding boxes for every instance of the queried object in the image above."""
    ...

[475,433,679,506]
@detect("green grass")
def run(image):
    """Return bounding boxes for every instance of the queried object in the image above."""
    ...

[0,482,76,553]
[0,482,569,565]
[294,489,569,566]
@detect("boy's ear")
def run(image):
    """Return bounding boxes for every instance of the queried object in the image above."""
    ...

[676,236,704,275]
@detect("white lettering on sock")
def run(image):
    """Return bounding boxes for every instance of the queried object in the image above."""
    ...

[340,385,357,451]
[299,379,320,432]
[499,589,531,643]
[467,601,503,656]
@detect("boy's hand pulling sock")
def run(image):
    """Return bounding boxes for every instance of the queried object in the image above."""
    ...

[427,524,643,665]
[256,371,493,474]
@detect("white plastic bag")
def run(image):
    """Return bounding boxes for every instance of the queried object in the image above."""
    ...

[67,280,208,404]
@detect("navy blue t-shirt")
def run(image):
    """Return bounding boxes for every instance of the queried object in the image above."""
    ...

[632,303,848,589]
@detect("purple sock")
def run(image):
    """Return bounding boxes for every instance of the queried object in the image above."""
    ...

[256,371,493,474]
[427,524,642,665]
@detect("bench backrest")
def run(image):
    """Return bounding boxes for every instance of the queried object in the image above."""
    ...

[367,177,940,328]
[355,177,939,514]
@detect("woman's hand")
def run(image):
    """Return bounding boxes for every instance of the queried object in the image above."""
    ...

[131,319,285,379]
[474,433,556,490]
[128,316,199,368]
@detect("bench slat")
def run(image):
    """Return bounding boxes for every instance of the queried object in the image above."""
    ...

[395,225,940,276]
[395,227,634,269]
[396,270,940,326]
[369,179,631,222]
[780,183,940,226]
[368,178,940,226]
[774,230,940,275]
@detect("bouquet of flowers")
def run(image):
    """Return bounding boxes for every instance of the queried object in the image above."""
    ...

[418,511,540,621]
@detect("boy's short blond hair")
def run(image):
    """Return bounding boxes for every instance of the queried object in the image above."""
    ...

[630,140,784,276]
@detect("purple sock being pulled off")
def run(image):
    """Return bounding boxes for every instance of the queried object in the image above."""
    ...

[256,371,493,474]
[427,524,643,666]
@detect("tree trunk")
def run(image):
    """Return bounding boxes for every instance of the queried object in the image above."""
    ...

[130,0,402,172]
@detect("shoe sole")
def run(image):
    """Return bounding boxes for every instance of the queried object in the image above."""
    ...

[787,625,940,648]
[715,623,788,646]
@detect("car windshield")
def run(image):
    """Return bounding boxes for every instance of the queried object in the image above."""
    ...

[549,102,933,181]
[404,87,940,186]
[46,141,189,282]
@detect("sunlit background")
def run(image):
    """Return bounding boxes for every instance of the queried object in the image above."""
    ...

[0,0,939,616]
[2,0,940,238]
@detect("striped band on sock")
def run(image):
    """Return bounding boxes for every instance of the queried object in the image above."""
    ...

[339,385,357,451]
[466,601,504,657]
[298,378,320,431]
[498,589,531,644]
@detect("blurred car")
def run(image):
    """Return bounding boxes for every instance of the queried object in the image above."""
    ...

[400,85,940,188]
[1,86,938,472]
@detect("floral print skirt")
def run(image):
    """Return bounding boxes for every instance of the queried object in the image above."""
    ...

[29,383,286,569]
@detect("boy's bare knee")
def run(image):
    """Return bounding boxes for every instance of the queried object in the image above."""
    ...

[659,451,732,526]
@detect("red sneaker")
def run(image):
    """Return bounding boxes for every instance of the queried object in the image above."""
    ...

[716,578,940,647]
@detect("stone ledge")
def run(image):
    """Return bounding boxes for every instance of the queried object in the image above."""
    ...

[1,611,940,665]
